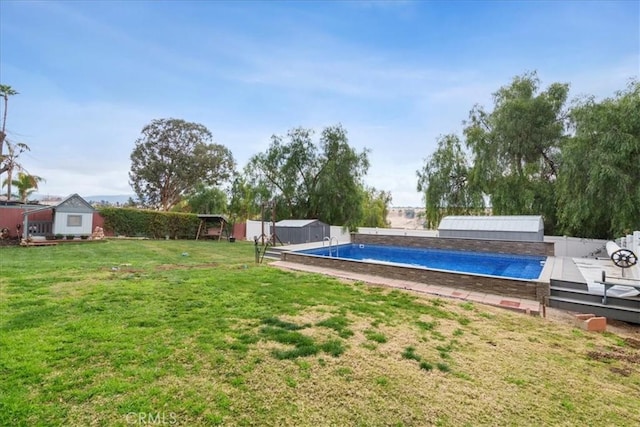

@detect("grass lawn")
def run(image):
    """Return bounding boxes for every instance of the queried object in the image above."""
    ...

[1,239,639,426]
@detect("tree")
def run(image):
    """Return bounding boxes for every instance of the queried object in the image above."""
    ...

[185,183,228,214]
[6,172,45,203]
[417,134,484,229]
[557,80,640,238]
[227,174,270,222]
[2,141,31,200]
[247,125,370,230]
[360,187,392,228]
[129,118,235,211]
[0,85,20,182]
[464,72,568,234]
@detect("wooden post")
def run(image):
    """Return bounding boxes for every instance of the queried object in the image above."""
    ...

[196,219,203,240]
[261,203,265,245]
[271,201,276,245]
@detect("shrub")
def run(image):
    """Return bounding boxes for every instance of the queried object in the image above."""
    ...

[66,235,75,240]
[98,207,200,239]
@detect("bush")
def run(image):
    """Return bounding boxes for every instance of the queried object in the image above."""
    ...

[66,235,75,240]
[98,207,200,239]
[55,234,64,240]
[80,235,89,240]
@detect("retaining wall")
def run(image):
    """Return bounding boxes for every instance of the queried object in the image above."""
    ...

[351,233,554,256]
[282,251,549,302]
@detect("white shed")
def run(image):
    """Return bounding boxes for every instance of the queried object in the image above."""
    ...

[52,194,95,236]
[23,194,95,238]
[438,215,544,242]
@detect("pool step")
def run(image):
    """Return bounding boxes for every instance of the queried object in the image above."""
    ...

[547,296,640,324]
[263,246,287,261]
[548,285,640,324]
[550,286,640,310]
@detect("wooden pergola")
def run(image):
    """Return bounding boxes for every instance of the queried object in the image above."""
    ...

[195,214,229,241]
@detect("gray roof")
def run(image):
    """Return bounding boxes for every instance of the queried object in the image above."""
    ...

[438,215,543,233]
[275,219,322,228]
[22,193,94,215]
[56,193,95,212]
[196,214,229,222]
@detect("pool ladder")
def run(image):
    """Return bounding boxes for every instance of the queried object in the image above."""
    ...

[323,236,339,257]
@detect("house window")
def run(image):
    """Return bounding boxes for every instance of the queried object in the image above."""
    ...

[67,215,82,227]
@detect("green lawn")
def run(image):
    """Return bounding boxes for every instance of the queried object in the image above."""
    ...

[1,240,639,426]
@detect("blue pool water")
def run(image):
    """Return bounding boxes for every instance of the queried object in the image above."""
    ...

[297,244,546,280]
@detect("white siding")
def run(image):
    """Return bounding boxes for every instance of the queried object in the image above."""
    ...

[53,212,93,236]
[245,220,271,241]
[438,215,544,242]
[544,236,607,257]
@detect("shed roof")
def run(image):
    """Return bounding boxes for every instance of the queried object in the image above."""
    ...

[57,193,95,212]
[275,219,322,228]
[22,193,94,216]
[196,214,228,222]
[438,215,543,233]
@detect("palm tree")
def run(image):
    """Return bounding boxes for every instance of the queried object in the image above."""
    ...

[11,172,45,203]
[0,84,19,175]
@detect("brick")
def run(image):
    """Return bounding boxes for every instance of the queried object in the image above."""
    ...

[574,313,595,328]
[575,313,595,321]
[585,317,607,332]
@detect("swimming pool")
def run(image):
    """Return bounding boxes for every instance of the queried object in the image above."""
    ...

[282,241,551,302]
[298,244,545,280]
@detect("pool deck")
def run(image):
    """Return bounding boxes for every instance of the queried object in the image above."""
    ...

[270,260,542,317]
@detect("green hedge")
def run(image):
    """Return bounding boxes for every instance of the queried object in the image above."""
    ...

[98,208,200,239]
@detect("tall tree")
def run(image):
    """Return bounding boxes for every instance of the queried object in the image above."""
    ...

[557,80,640,238]
[247,125,370,229]
[0,85,19,177]
[129,118,235,211]
[417,134,484,229]
[464,72,568,234]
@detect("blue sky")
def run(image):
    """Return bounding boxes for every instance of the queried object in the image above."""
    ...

[1,0,638,207]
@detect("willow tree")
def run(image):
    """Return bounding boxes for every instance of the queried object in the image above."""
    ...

[129,119,235,211]
[417,134,484,229]
[557,80,640,238]
[247,124,370,229]
[184,184,228,214]
[227,175,271,222]
[360,187,392,228]
[464,72,568,234]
